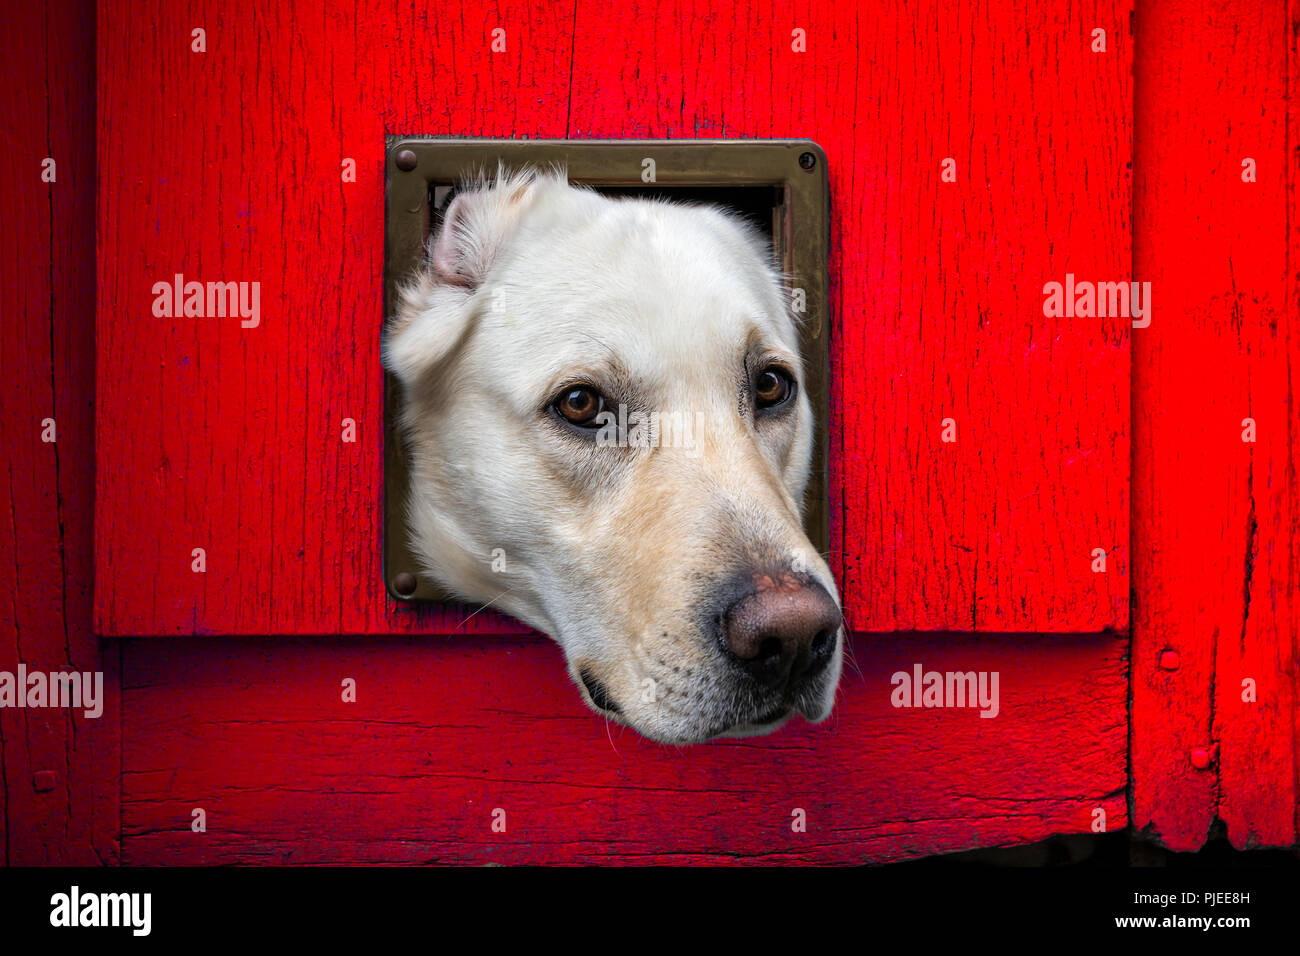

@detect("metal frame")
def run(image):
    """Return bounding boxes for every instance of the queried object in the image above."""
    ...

[384,138,831,603]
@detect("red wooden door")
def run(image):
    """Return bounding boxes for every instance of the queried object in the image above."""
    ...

[87,0,1132,864]
[2,0,1295,866]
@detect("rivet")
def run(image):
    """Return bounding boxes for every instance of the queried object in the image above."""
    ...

[392,572,418,597]
[394,149,419,172]
[798,151,817,171]
[1158,649,1180,670]
[33,770,57,792]
[1190,747,1212,770]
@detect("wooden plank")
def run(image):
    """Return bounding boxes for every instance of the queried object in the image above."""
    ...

[1216,0,1300,853]
[94,0,575,635]
[570,0,1131,635]
[830,0,1132,632]
[0,0,120,865]
[1131,0,1300,851]
[121,633,1126,864]
[96,0,1130,636]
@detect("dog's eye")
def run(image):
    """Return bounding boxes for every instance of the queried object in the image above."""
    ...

[553,386,606,427]
[755,366,795,410]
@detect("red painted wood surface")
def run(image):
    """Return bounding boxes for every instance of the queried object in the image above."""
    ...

[0,1,119,864]
[119,633,1126,864]
[1130,0,1300,852]
[1,0,1296,866]
[93,0,570,637]
[94,0,1129,636]
[777,0,1132,633]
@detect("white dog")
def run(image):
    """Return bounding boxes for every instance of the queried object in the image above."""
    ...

[384,167,843,743]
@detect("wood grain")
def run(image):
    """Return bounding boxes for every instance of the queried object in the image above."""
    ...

[1130,0,1300,852]
[94,0,576,636]
[120,633,1127,864]
[95,0,1130,636]
[0,0,119,865]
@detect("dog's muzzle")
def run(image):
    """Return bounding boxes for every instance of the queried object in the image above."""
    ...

[576,569,842,741]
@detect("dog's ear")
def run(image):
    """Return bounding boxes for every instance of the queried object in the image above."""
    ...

[384,272,473,388]
[385,169,556,387]
[431,169,547,289]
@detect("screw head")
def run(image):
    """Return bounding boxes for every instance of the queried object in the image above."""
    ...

[394,148,418,172]
[1190,747,1212,770]
[1158,649,1180,670]
[392,572,418,597]
[798,151,817,170]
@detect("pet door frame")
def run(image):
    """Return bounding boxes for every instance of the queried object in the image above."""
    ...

[384,138,831,604]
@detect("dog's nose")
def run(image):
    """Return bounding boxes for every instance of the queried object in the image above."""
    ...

[721,575,842,687]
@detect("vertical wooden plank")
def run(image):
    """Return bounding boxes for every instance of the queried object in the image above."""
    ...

[1215,0,1300,850]
[568,0,1133,634]
[1215,0,1300,847]
[95,0,574,635]
[839,0,1132,633]
[0,0,119,864]
[1291,0,1300,849]
[1132,0,1299,851]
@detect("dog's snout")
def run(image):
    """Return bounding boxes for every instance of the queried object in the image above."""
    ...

[720,574,841,687]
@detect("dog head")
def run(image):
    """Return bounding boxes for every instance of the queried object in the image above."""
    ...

[385,167,842,743]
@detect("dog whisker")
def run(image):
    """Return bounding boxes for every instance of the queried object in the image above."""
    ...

[602,712,622,755]
[841,631,864,682]
[456,587,513,628]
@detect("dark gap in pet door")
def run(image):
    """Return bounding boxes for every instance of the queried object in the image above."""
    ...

[427,184,784,257]
[385,140,830,605]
